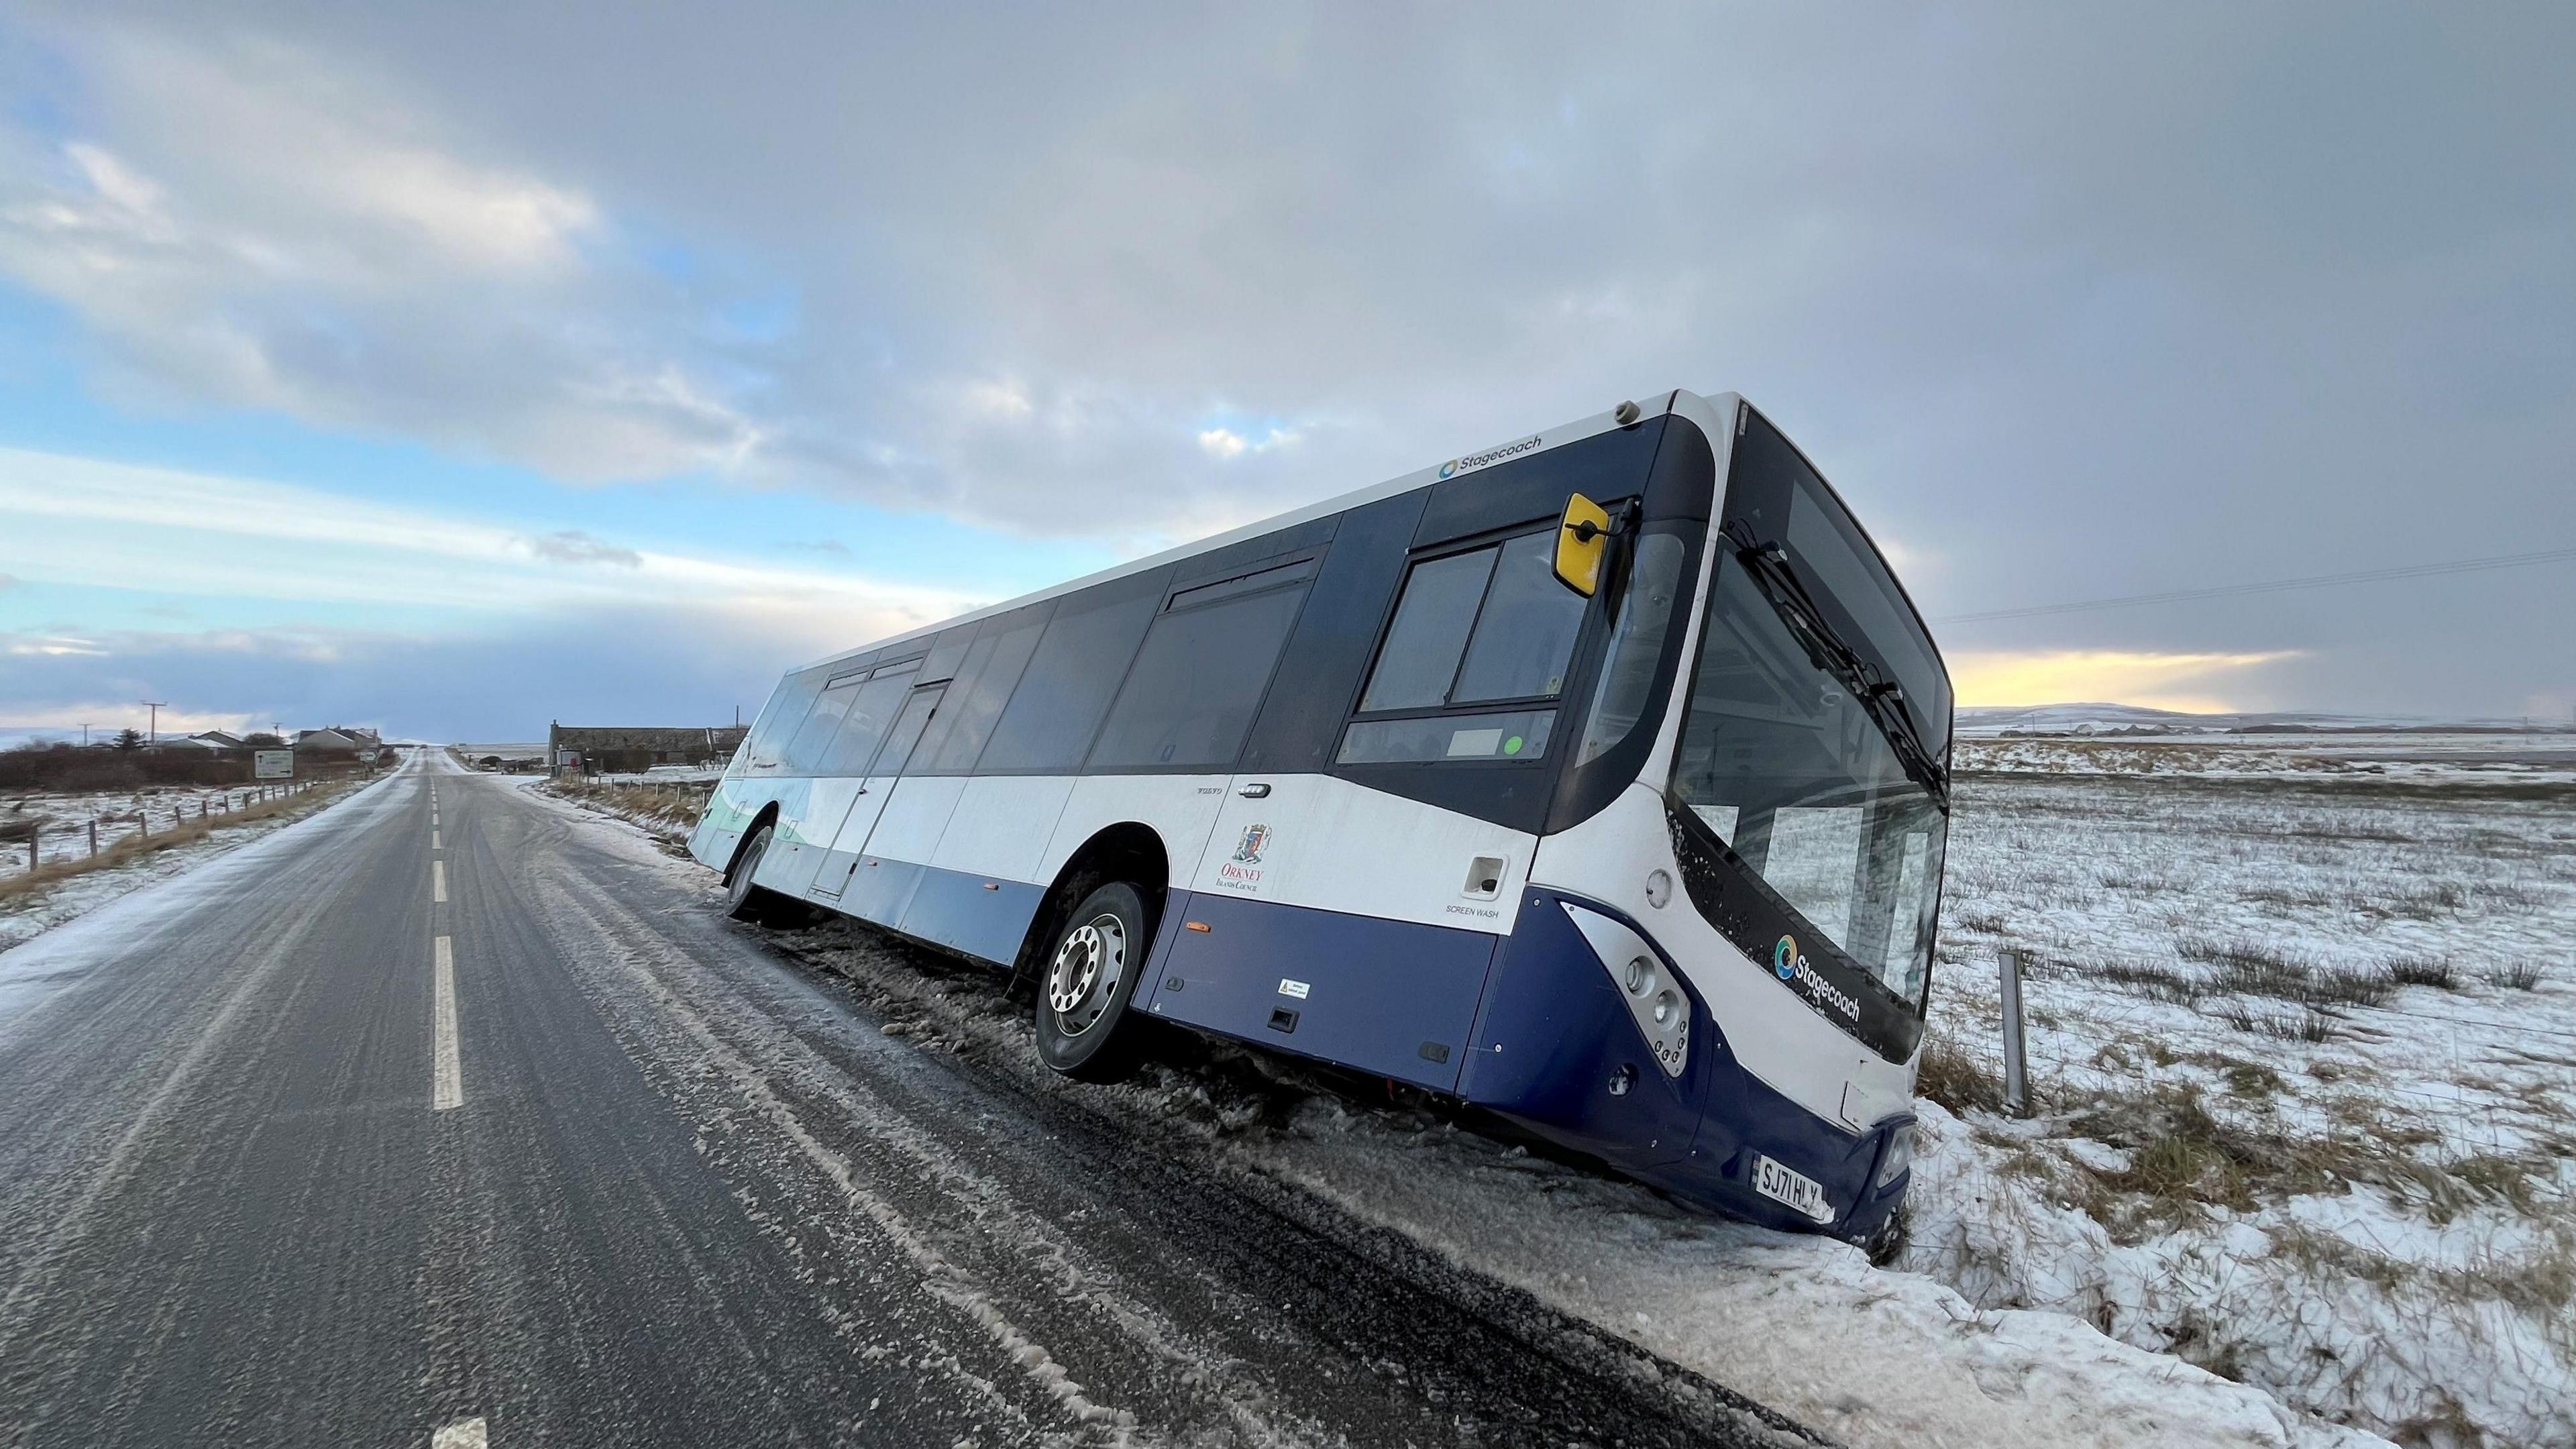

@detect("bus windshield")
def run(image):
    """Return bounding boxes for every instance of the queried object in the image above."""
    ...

[1668,409,1950,1014]
[1670,554,1945,1008]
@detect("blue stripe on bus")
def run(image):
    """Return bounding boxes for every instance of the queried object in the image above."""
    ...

[1140,890,1498,1092]
[896,863,1046,966]
[841,855,926,927]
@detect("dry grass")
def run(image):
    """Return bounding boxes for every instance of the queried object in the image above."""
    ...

[535,777,713,837]
[1915,1033,2007,1115]
[2487,960,2545,991]
[0,783,349,907]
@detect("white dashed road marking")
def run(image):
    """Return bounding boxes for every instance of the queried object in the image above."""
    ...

[429,1415,486,1448]
[432,936,463,1112]
[433,861,447,903]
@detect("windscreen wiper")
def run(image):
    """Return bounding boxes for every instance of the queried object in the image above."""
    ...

[1723,521,1949,806]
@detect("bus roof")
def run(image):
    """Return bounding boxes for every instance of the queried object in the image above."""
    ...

[790,389,1732,678]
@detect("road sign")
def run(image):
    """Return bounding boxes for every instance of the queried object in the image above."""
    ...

[254,749,294,780]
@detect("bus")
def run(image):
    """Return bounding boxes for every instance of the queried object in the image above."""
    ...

[688,390,1950,1248]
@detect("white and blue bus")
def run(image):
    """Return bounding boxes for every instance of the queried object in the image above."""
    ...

[690,391,1949,1246]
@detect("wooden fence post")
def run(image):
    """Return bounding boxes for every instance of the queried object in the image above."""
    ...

[89,819,99,856]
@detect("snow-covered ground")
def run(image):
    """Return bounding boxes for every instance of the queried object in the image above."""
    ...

[0,784,304,879]
[0,780,366,955]
[1915,738,2574,1446]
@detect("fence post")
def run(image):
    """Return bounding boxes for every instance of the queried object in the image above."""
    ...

[24,829,34,871]
[1999,947,2031,1118]
[89,819,99,856]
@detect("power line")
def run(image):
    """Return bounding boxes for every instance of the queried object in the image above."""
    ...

[1935,544,2576,626]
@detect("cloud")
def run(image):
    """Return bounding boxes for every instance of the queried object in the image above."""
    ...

[0,610,856,741]
[0,699,255,735]
[1196,425,1299,460]
[0,24,762,484]
[1948,649,2304,712]
[523,529,643,568]
[1,5,2572,715]
[0,445,979,627]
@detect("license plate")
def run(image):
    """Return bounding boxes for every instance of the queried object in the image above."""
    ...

[1752,1154,1835,1224]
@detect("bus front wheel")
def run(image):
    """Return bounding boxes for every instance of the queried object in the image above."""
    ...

[724,824,803,926]
[1033,881,1151,1082]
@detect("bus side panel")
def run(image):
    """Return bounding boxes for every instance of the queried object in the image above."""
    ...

[842,855,924,928]
[755,777,865,899]
[690,777,766,871]
[1142,893,1497,1092]
[928,775,1077,883]
[1039,773,1233,892]
[864,775,969,865]
[1460,890,1707,1171]
[896,865,1046,967]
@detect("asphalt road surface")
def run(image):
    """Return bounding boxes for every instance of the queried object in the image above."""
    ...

[0,752,1814,1449]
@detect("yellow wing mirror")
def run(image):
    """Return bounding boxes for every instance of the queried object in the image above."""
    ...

[1554,492,1613,596]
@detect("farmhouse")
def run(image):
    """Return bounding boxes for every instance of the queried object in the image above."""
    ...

[547,722,748,776]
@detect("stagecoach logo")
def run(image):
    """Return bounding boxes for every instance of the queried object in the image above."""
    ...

[1436,434,1542,480]
[1232,824,1270,864]
[1773,934,1861,1022]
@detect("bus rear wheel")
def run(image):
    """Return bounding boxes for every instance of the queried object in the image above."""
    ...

[1033,881,1151,1082]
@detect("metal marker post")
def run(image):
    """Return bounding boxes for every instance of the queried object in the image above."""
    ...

[1998,947,2030,1118]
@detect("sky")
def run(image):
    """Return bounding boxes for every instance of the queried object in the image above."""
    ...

[1,2,2571,742]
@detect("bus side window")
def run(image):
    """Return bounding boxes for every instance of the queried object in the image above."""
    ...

[1089,582,1309,771]
[918,605,1051,773]
[974,571,1167,772]
[1354,526,1592,719]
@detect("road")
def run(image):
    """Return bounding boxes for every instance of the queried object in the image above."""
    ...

[0,751,1813,1449]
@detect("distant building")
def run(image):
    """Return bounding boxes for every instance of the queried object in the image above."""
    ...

[191,730,247,749]
[294,728,369,758]
[547,722,749,776]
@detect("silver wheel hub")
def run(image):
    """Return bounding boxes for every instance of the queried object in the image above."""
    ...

[1045,913,1127,1038]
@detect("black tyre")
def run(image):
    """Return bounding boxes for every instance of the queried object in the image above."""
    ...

[724,824,794,924]
[1032,881,1153,1081]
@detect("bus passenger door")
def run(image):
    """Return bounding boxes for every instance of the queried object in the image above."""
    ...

[811,681,945,904]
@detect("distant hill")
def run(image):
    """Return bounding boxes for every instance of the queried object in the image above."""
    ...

[1955,703,2569,737]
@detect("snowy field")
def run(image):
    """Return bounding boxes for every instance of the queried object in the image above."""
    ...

[1913,734,2574,1446]
[0,784,310,879]
[0,781,361,955]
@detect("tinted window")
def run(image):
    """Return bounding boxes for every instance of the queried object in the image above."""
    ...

[977,576,1163,771]
[873,684,946,777]
[782,678,861,773]
[1339,708,1555,765]
[816,663,917,775]
[1356,527,1587,717]
[1089,584,1307,770]
[737,672,823,775]
[1574,531,1688,765]
[919,624,976,684]
[1451,531,1587,702]
[1357,549,1493,711]
[920,606,1051,772]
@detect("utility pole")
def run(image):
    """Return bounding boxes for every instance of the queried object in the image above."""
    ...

[140,700,168,746]
[78,722,91,746]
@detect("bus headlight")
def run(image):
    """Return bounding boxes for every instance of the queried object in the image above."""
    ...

[1561,903,1690,1079]
[1874,1123,1915,1189]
